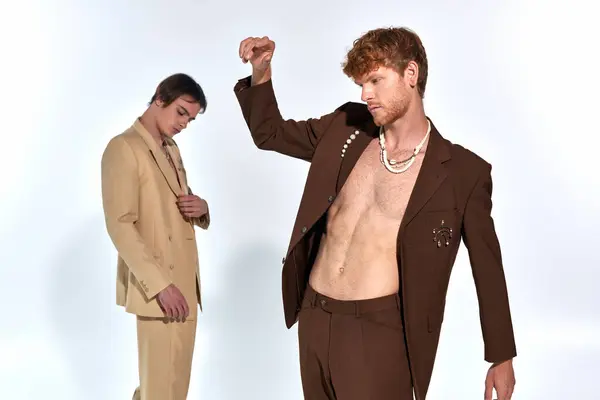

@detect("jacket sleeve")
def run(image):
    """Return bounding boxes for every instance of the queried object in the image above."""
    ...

[234,76,341,162]
[101,137,171,300]
[462,163,517,363]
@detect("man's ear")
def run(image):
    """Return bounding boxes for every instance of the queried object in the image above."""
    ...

[404,60,419,89]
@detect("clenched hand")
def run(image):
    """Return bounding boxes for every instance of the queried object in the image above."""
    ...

[239,36,275,71]
[239,36,275,85]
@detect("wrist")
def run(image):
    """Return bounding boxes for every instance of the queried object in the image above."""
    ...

[251,66,271,86]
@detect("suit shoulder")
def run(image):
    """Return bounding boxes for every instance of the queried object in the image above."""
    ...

[443,140,492,199]
[336,101,369,116]
[333,101,371,126]
[101,128,145,167]
[336,101,367,112]
[105,128,144,151]
[446,138,491,173]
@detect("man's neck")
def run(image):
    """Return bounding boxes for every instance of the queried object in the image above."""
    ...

[139,111,164,146]
[382,103,429,151]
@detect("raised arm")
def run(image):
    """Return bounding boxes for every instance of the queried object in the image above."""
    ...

[462,162,517,363]
[234,36,340,162]
[101,136,171,299]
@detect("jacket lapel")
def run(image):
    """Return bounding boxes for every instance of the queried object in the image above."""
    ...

[133,119,183,196]
[399,120,451,231]
[166,142,189,194]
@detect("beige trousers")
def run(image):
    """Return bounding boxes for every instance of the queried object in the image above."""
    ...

[132,316,198,400]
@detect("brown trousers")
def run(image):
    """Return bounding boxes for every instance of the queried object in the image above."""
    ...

[298,285,414,400]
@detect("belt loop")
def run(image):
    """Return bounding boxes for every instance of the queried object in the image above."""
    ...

[310,290,317,309]
[355,301,360,318]
[395,294,401,311]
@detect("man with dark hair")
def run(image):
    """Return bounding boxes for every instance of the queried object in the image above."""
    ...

[235,28,516,400]
[101,73,210,400]
[149,73,208,109]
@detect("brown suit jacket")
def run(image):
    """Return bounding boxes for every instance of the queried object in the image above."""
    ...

[234,76,516,399]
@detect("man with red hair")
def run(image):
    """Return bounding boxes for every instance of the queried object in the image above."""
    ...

[234,27,517,400]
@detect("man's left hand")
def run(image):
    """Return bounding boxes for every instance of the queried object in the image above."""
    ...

[485,359,515,400]
[177,194,208,218]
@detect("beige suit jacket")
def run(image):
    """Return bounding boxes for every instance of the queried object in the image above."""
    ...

[101,119,209,319]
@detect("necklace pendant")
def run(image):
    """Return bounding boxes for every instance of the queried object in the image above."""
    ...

[378,119,431,174]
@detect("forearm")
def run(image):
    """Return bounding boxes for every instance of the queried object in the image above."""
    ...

[106,220,171,299]
[233,74,339,161]
[251,65,272,86]
[469,236,516,362]
[463,164,517,362]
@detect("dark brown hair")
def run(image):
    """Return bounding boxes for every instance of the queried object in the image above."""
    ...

[150,73,207,111]
[342,27,428,98]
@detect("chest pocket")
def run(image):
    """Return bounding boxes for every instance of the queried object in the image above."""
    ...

[402,178,462,251]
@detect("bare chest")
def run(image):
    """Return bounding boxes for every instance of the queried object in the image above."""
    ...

[335,140,426,220]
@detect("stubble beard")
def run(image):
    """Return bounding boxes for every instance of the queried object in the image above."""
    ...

[374,96,410,127]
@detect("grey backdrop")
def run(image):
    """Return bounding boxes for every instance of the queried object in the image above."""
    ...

[0,0,598,399]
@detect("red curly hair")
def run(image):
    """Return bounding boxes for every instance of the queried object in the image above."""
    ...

[342,27,428,98]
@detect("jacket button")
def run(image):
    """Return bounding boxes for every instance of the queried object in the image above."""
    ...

[282,257,286,264]
[301,226,307,233]
[328,195,334,202]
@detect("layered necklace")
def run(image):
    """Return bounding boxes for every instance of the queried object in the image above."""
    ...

[379,119,431,174]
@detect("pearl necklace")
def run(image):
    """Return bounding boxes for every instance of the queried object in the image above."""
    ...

[379,120,431,174]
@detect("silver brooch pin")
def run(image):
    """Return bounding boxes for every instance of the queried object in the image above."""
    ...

[433,219,453,247]
[341,130,360,158]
